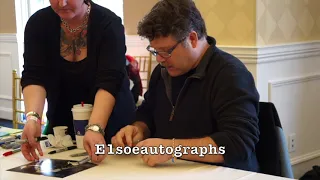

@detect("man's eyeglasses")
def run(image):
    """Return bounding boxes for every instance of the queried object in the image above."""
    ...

[146,38,186,59]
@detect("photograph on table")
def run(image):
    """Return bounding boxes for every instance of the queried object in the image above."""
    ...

[7,158,96,178]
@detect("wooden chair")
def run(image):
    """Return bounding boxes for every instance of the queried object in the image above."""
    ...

[12,70,47,129]
[12,69,25,129]
[133,53,153,94]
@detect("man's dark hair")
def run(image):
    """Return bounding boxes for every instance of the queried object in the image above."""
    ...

[137,0,207,42]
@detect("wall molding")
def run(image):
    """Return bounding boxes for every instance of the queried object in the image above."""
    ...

[125,35,149,48]
[125,35,320,65]
[291,149,320,165]
[268,74,320,101]
[0,95,12,120]
[0,95,12,101]
[0,52,12,58]
[0,107,12,121]
[269,73,320,87]
[0,33,17,43]
[217,41,320,64]
[256,41,320,64]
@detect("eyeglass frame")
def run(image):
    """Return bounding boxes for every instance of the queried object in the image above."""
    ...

[146,37,186,59]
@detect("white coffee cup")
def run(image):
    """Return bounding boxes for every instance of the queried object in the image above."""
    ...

[73,104,93,109]
[71,104,93,149]
[53,126,68,137]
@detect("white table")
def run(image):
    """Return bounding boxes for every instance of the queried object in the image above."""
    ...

[0,146,296,180]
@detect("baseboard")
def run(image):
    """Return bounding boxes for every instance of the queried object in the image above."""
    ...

[0,107,12,120]
[291,149,320,166]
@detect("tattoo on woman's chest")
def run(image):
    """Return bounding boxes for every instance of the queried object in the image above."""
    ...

[60,28,87,59]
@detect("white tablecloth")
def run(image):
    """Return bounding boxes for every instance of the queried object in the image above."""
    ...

[0,147,296,180]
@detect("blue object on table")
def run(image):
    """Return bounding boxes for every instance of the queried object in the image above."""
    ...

[0,132,9,137]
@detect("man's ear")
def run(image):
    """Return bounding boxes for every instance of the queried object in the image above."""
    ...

[189,31,198,48]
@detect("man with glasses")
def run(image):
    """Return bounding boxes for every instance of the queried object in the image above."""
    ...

[111,0,260,172]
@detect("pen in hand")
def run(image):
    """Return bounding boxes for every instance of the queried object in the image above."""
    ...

[68,156,91,166]
[78,156,91,165]
[15,137,48,144]
[48,146,77,154]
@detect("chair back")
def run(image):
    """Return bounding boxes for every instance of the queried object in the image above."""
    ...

[12,70,48,129]
[133,53,152,94]
[256,102,294,178]
[12,70,25,129]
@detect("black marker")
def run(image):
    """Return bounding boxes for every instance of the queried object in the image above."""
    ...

[48,146,77,154]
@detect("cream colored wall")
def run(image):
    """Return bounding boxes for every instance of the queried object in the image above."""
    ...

[257,0,320,45]
[123,0,159,35]
[0,0,17,33]
[3,0,320,45]
[195,0,256,46]
[126,0,258,46]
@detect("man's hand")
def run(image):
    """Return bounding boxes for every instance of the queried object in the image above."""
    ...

[135,138,172,167]
[111,125,144,147]
[83,130,107,164]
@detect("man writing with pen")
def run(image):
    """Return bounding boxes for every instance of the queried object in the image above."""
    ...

[112,0,260,172]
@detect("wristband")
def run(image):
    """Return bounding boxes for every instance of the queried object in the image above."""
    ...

[26,111,41,124]
[26,115,41,124]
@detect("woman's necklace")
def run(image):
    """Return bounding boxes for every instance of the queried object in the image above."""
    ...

[61,3,91,33]
[60,3,91,61]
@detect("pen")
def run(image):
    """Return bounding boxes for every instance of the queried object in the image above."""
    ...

[15,137,48,144]
[0,140,15,146]
[3,148,21,157]
[70,152,88,157]
[1,142,16,149]
[67,156,91,166]
[0,137,16,144]
[0,134,21,142]
[11,143,21,149]
[78,156,91,165]
[48,145,77,154]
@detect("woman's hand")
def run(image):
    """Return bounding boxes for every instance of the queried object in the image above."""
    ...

[83,130,107,164]
[21,120,43,161]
